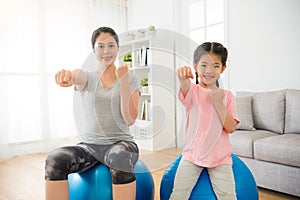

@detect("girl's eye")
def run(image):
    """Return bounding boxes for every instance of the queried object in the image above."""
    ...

[97,45,104,49]
[214,65,220,68]
[109,44,115,48]
[200,64,206,67]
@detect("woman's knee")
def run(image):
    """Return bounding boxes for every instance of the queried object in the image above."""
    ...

[104,141,139,171]
[111,170,136,184]
[45,147,75,180]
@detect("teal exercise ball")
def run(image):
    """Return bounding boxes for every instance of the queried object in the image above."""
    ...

[160,154,258,200]
[68,160,154,200]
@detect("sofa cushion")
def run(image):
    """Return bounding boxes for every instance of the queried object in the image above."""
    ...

[237,90,285,133]
[235,96,255,130]
[229,130,277,158]
[254,133,300,168]
[285,89,300,133]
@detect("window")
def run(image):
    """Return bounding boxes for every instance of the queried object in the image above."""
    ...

[188,0,225,44]
[0,0,42,143]
[0,0,127,160]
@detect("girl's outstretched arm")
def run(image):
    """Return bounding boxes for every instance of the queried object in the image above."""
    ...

[177,66,194,95]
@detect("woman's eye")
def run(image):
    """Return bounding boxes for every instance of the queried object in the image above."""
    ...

[214,65,220,68]
[97,45,104,49]
[201,64,206,68]
[109,44,115,48]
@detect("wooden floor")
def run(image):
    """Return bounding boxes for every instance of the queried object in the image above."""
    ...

[0,148,299,200]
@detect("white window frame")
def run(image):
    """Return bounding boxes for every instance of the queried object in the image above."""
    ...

[185,0,226,45]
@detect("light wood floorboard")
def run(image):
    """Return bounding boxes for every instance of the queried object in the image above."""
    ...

[0,148,299,200]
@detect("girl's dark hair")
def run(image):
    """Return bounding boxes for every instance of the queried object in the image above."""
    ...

[193,42,228,85]
[91,26,119,49]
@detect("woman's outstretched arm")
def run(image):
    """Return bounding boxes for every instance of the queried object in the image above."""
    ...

[55,69,87,90]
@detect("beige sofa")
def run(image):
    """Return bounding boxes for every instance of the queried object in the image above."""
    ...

[229,89,300,197]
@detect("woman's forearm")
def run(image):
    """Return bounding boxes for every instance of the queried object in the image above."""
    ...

[119,75,139,125]
[72,69,87,91]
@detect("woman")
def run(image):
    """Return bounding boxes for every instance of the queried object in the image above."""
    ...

[45,27,140,200]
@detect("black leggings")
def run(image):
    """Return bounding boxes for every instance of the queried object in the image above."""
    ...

[45,141,139,184]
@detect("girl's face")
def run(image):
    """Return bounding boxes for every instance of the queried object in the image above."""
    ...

[93,32,118,67]
[194,53,226,88]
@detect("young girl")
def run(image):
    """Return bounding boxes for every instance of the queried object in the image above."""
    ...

[45,27,140,200]
[171,42,239,200]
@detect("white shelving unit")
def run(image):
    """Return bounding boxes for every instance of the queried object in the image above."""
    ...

[119,30,176,151]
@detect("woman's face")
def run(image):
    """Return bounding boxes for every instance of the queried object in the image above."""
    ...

[194,53,226,88]
[93,32,118,67]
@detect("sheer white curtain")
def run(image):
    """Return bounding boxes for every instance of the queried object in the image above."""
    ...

[0,0,127,161]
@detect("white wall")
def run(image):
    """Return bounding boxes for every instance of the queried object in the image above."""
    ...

[127,0,175,31]
[128,0,300,92]
[228,0,300,92]
[127,0,300,149]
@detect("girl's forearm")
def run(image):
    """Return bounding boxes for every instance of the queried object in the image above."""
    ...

[179,79,191,96]
[214,102,237,133]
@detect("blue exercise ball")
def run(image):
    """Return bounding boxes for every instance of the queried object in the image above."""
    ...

[68,160,154,200]
[160,154,258,200]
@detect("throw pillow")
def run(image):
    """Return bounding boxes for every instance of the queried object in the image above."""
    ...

[285,89,300,133]
[236,96,255,130]
[237,90,285,133]
[253,90,285,133]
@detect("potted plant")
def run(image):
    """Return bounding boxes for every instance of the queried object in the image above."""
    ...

[127,32,135,40]
[140,77,148,93]
[149,25,156,31]
[147,25,156,36]
[137,29,146,38]
[123,53,132,68]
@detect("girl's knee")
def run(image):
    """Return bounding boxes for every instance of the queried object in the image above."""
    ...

[208,165,236,199]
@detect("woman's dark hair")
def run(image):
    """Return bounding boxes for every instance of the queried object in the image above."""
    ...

[91,26,119,49]
[193,42,228,85]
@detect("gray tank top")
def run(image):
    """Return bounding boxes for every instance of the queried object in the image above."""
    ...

[76,71,139,145]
